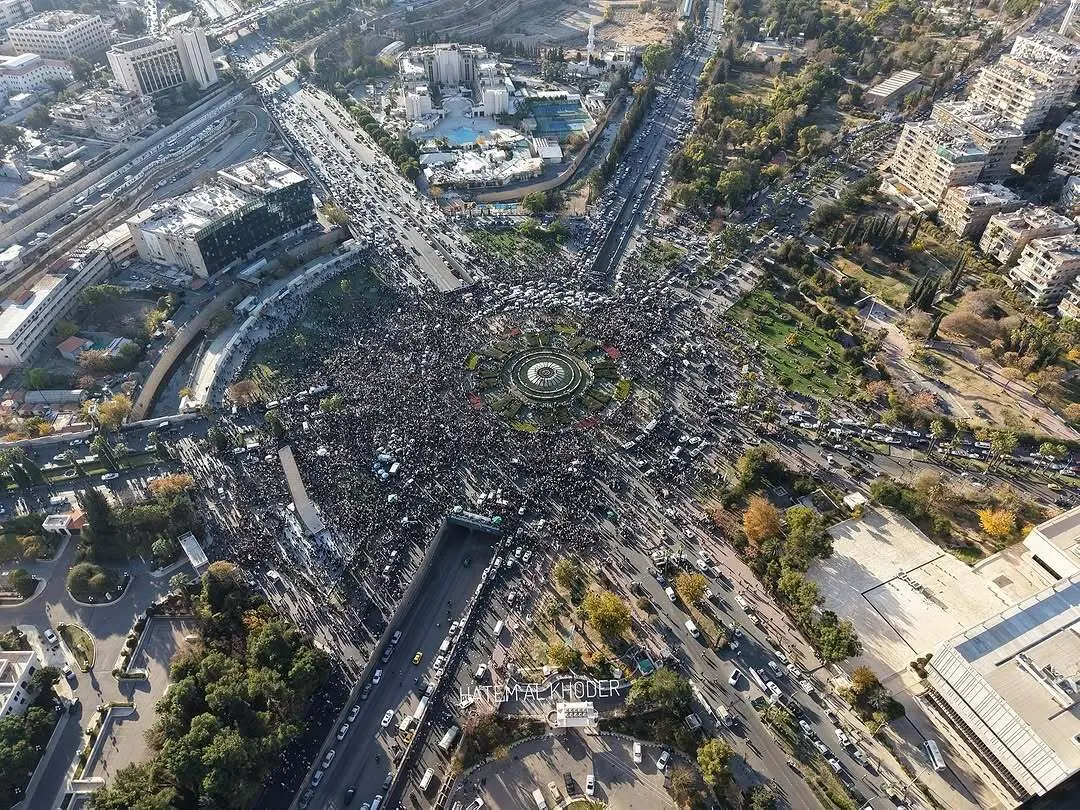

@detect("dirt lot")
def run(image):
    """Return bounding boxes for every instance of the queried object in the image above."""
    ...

[503,0,676,49]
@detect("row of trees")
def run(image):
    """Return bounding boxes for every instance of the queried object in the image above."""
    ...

[343,101,421,180]
[91,563,331,810]
[588,79,655,198]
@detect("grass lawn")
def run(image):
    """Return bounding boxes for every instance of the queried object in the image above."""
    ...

[59,623,95,670]
[832,255,917,309]
[728,290,860,396]
[467,228,559,258]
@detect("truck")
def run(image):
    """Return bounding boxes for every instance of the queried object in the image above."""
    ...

[716,703,733,727]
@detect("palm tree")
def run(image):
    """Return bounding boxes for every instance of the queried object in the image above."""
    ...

[929,419,946,456]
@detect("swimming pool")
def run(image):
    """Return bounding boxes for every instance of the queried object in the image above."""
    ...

[445,125,478,146]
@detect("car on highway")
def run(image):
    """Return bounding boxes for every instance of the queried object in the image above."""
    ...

[413,651,423,665]
[380,709,394,728]
[343,787,355,805]
[311,770,323,787]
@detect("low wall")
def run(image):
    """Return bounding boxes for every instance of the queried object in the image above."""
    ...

[474,94,624,204]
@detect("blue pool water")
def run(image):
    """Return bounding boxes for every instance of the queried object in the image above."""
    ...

[445,125,478,146]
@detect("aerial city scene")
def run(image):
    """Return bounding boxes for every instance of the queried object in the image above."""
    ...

[1,0,1080,809]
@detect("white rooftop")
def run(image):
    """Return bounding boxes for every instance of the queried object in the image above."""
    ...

[0,274,64,340]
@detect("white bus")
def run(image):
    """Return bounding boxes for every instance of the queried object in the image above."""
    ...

[531,787,548,809]
[923,739,946,771]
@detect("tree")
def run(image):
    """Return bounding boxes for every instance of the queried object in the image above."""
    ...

[6,568,35,598]
[815,610,861,662]
[0,124,26,157]
[148,474,195,498]
[339,279,352,295]
[226,380,259,407]
[24,105,52,132]
[745,783,780,810]
[669,766,698,807]
[96,393,132,432]
[674,572,708,605]
[28,665,59,694]
[697,738,733,788]
[553,557,582,591]
[521,191,550,215]
[782,506,831,570]
[642,43,672,77]
[978,508,1015,540]
[627,667,691,713]
[207,427,231,455]
[547,641,582,672]
[68,56,93,83]
[743,495,781,551]
[1029,365,1066,396]
[581,590,631,638]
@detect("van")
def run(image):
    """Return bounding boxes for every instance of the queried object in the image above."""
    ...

[735,593,750,611]
[419,768,435,791]
[531,787,548,809]
[398,715,413,734]
[412,696,429,721]
[439,636,451,654]
[665,586,677,602]
[684,619,700,639]
[370,797,383,810]
[438,725,460,753]
[493,620,504,636]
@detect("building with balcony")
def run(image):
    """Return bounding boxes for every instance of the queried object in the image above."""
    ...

[1009,30,1080,105]
[1054,111,1080,177]
[0,0,33,43]
[930,101,1023,182]
[1008,233,1080,309]
[52,87,157,140]
[967,55,1060,134]
[0,52,71,99]
[980,206,1076,267]
[7,11,109,61]
[886,120,987,207]
[939,183,1021,240]
[0,650,39,717]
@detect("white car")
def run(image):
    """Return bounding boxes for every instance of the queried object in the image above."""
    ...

[372,669,382,685]
[336,723,349,740]
[585,774,595,796]
[656,750,670,771]
[380,710,394,728]
[728,668,742,687]
[100,472,120,481]
[632,742,642,764]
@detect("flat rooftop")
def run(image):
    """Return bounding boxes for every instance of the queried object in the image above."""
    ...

[808,507,1046,681]
[989,205,1076,236]
[11,11,97,31]
[133,184,251,238]
[868,69,921,98]
[930,575,1080,795]
[217,154,305,194]
[0,274,65,340]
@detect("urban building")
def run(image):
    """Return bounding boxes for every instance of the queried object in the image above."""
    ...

[0,650,39,717]
[7,11,110,61]
[1009,30,1080,105]
[887,120,987,207]
[107,26,217,96]
[864,69,922,109]
[1053,111,1080,176]
[25,140,84,171]
[938,183,1021,240]
[52,87,157,140]
[1008,233,1080,309]
[980,206,1076,267]
[127,154,314,278]
[931,101,1023,182]
[0,52,71,99]
[966,55,1059,133]
[923,573,1080,807]
[0,0,33,43]
[1063,175,1080,213]
[0,224,132,365]
[398,43,511,121]
[1019,503,1080,580]
[400,43,491,88]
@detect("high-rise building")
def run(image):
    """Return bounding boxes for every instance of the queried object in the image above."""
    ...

[107,26,217,96]
[0,650,39,717]
[923,573,1080,807]
[52,87,157,140]
[1009,30,1080,105]
[979,206,1076,267]
[7,11,110,61]
[126,154,314,278]
[1008,233,1080,308]
[1053,111,1080,176]
[0,0,33,42]
[966,55,1059,133]
[930,101,1023,182]
[887,120,986,207]
[938,183,1021,240]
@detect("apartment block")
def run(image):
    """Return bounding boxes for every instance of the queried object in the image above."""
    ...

[0,0,32,41]
[1053,111,1080,176]
[1063,176,1080,213]
[52,87,157,140]
[1008,233,1080,309]
[967,55,1058,133]
[7,11,109,61]
[938,183,1021,240]
[0,52,71,99]
[107,26,216,96]
[930,101,1023,181]
[980,205,1077,267]
[1009,30,1080,105]
[0,650,39,717]
[887,120,986,207]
